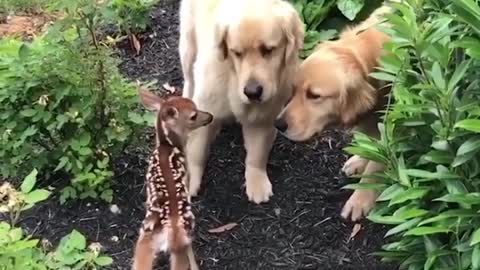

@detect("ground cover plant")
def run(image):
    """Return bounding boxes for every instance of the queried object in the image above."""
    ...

[346,0,480,269]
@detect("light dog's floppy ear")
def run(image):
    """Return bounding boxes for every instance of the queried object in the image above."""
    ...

[214,21,229,60]
[339,79,376,126]
[277,2,304,63]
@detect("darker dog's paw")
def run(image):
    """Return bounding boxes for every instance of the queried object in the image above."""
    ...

[341,190,376,221]
[342,155,369,176]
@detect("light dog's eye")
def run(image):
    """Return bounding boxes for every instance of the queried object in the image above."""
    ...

[231,50,243,58]
[260,45,274,57]
[306,89,321,100]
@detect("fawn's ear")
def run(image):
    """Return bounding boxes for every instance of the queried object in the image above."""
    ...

[138,89,164,111]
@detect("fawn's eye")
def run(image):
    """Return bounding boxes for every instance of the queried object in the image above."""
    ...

[306,89,321,100]
[260,45,275,57]
[190,113,197,121]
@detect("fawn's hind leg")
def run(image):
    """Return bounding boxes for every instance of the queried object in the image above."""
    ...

[132,231,155,270]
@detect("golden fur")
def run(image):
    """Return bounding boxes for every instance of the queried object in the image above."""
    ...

[179,0,304,203]
[276,4,392,221]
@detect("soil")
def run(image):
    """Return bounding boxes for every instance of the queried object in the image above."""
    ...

[19,1,397,269]
[0,13,58,39]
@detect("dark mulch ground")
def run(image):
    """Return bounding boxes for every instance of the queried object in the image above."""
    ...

[20,1,397,269]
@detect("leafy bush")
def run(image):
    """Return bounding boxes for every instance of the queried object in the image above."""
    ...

[346,0,480,269]
[0,0,152,203]
[289,0,383,57]
[105,0,160,34]
[0,169,112,269]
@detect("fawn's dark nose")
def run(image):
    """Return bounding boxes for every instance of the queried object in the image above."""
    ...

[275,118,288,132]
[244,79,263,101]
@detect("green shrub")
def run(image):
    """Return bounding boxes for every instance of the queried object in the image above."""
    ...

[0,0,152,203]
[289,0,383,57]
[346,0,480,269]
[0,169,112,269]
[105,0,160,34]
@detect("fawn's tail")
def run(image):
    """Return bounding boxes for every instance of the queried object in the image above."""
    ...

[132,232,155,270]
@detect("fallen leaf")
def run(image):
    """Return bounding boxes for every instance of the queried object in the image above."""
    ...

[208,222,238,234]
[348,223,362,242]
[162,82,176,94]
[130,34,141,55]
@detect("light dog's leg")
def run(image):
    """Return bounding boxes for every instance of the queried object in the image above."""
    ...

[179,0,196,99]
[341,160,385,221]
[242,124,276,204]
[342,155,369,176]
[185,121,221,196]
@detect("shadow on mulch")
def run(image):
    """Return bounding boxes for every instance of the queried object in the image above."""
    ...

[20,1,397,269]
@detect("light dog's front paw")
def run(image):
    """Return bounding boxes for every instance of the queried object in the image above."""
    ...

[245,168,273,204]
[342,155,369,176]
[341,189,377,221]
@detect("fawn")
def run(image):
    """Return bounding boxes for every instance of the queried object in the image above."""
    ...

[133,88,213,270]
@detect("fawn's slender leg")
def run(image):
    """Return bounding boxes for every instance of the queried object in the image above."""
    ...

[341,160,385,221]
[185,121,221,196]
[187,245,199,270]
[242,124,276,204]
[132,232,155,270]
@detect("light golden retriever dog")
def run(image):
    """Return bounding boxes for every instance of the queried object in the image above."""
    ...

[274,4,392,221]
[178,0,304,203]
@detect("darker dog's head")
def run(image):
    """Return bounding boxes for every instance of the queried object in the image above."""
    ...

[214,0,304,104]
[275,47,377,141]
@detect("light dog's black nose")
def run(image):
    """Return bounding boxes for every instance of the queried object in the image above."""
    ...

[274,118,288,132]
[244,80,263,101]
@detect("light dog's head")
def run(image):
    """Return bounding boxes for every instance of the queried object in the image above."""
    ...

[274,47,377,141]
[214,0,304,104]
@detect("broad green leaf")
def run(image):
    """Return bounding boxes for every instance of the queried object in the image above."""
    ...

[128,112,144,124]
[20,109,37,117]
[65,230,86,250]
[430,62,445,91]
[473,244,480,270]
[78,133,91,146]
[455,119,480,133]
[378,184,406,202]
[397,155,411,187]
[389,188,429,206]
[448,60,471,92]
[337,0,364,20]
[419,209,477,226]
[367,214,405,225]
[24,189,51,204]
[405,227,451,236]
[21,168,38,193]
[471,228,480,246]
[54,157,69,172]
[95,256,113,266]
[18,43,30,60]
[457,137,480,156]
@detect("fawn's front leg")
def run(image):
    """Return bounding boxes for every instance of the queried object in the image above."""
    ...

[341,160,385,221]
[185,121,221,196]
[242,124,276,204]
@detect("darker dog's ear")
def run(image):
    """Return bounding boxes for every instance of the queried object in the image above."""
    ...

[214,22,229,60]
[278,2,304,64]
[339,79,376,126]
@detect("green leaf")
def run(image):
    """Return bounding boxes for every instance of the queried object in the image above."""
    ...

[419,209,477,226]
[471,228,480,246]
[430,62,446,90]
[473,244,480,270]
[455,119,480,133]
[21,168,38,193]
[20,109,37,117]
[448,60,471,92]
[457,137,480,156]
[342,183,387,190]
[95,256,113,266]
[367,214,405,225]
[405,227,451,236]
[377,184,406,202]
[24,189,51,204]
[55,157,69,172]
[385,218,422,237]
[389,188,429,206]
[65,230,86,250]
[337,0,364,20]
[435,193,480,205]
[128,112,144,124]
[78,133,91,146]
[18,43,30,60]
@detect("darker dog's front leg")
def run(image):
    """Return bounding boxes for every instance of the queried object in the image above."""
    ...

[341,160,384,221]
[242,124,276,204]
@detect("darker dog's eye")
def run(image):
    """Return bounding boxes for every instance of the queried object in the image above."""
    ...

[260,45,274,57]
[190,113,197,121]
[306,89,321,100]
[231,50,243,58]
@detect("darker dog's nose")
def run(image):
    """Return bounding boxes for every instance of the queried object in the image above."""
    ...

[244,80,263,101]
[274,118,288,132]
